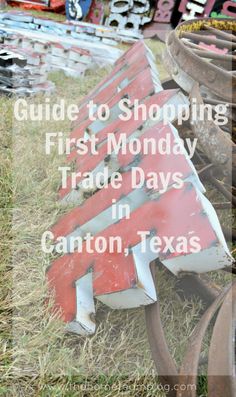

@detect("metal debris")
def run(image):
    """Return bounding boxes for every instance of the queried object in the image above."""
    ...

[164,18,236,187]
[189,83,235,181]
[0,45,54,96]
[164,18,236,102]
[2,32,95,78]
[208,282,236,397]
[0,10,140,46]
[105,0,152,33]
[145,262,179,397]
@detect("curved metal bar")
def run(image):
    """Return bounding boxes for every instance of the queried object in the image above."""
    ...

[176,284,231,397]
[174,273,220,309]
[189,83,235,180]
[145,261,179,397]
[208,282,236,397]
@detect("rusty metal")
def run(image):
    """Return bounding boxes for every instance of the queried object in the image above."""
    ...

[208,282,236,397]
[164,18,236,191]
[224,262,236,275]
[207,172,236,207]
[144,243,235,396]
[180,32,236,50]
[203,24,236,42]
[174,273,220,308]
[202,97,236,109]
[145,262,179,397]
[176,284,231,397]
[172,18,236,36]
[189,49,236,63]
[146,268,235,397]
[222,226,236,242]
[189,83,235,181]
[212,202,231,209]
[164,18,236,102]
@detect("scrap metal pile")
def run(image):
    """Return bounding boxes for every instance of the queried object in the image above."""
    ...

[3,0,236,42]
[2,31,95,78]
[104,0,154,33]
[65,0,236,41]
[0,10,139,45]
[46,25,235,394]
[0,10,124,95]
[0,44,54,95]
[0,10,124,89]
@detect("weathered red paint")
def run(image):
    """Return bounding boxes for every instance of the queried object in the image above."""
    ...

[47,41,230,334]
[69,89,178,156]
[56,121,196,227]
[48,183,218,323]
[74,56,154,125]
[73,41,152,123]
[60,90,184,199]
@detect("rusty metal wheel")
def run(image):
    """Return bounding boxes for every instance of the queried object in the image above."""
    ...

[164,18,236,185]
[145,262,178,397]
[207,283,236,397]
[164,18,236,102]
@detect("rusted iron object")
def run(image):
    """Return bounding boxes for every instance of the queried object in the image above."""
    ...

[174,273,220,307]
[183,41,236,62]
[198,165,236,212]
[145,262,178,397]
[181,32,236,50]
[145,264,221,395]
[207,172,236,207]
[146,274,235,397]
[145,268,236,397]
[203,24,236,42]
[176,284,231,397]
[164,18,236,102]
[189,83,235,182]
[164,17,236,193]
[212,202,231,209]
[208,282,236,397]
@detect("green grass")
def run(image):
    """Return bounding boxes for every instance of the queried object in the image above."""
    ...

[0,12,233,397]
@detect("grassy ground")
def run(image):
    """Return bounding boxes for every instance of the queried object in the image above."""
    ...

[0,10,233,397]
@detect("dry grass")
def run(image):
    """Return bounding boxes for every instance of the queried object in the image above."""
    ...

[0,26,232,397]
